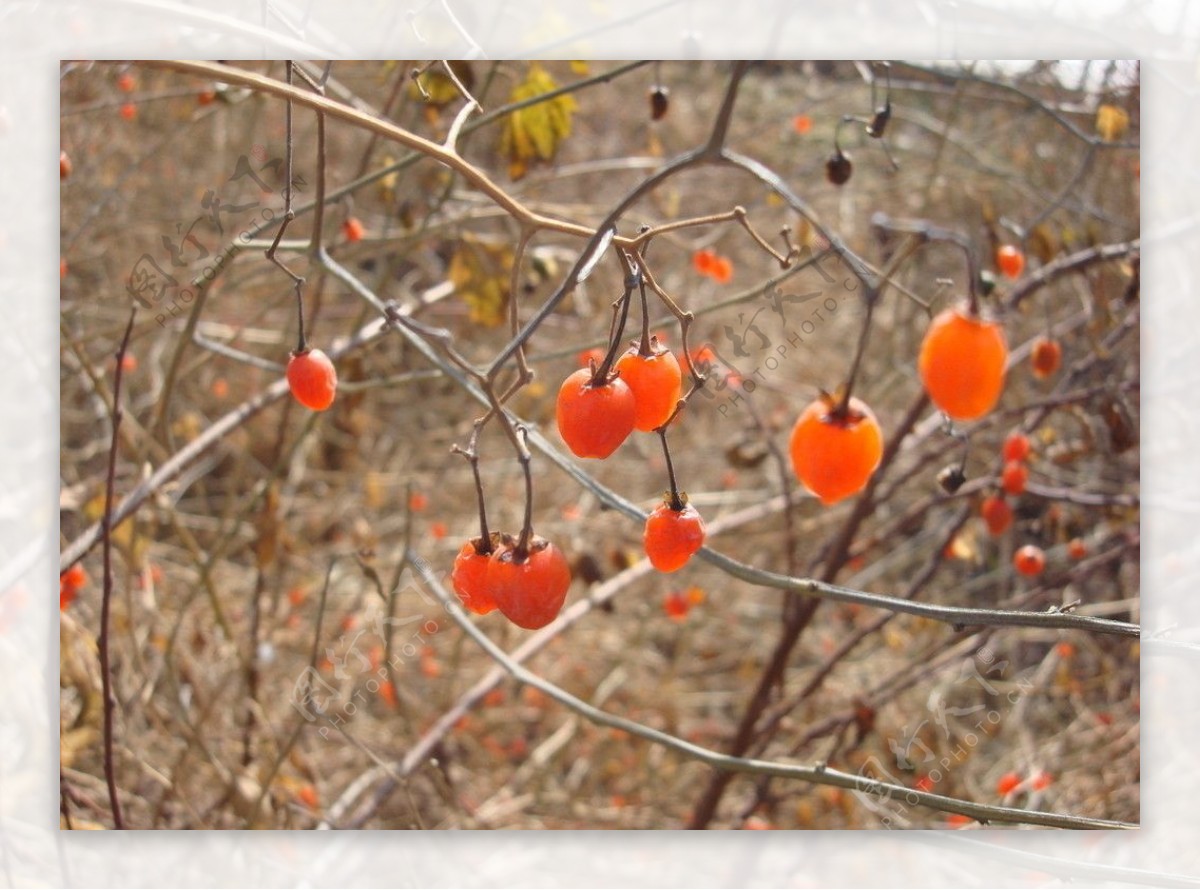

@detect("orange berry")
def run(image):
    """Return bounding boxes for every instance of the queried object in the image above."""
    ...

[197,88,216,106]
[743,815,772,830]
[945,813,973,827]
[918,305,1008,421]
[61,258,68,279]
[342,216,365,242]
[378,680,397,707]
[430,521,448,539]
[1013,544,1046,577]
[211,377,229,398]
[615,342,683,432]
[1030,336,1063,379]
[792,113,813,135]
[452,538,498,616]
[62,564,87,589]
[116,72,136,93]
[1067,538,1087,560]
[119,102,137,121]
[788,396,883,506]
[1056,641,1076,658]
[995,244,1025,279]
[287,586,306,607]
[486,538,572,630]
[980,495,1013,536]
[60,564,87,610]
[296,784,318,809]
[409,491,429,512]
[1002,431,1031,463]
[60,150,72,180]
[120,353,138,373]
[996,771,1021,795]
[644,501,707,573]
[1031,771,1052,791]
[1001,461,1028,495]
[286,348,338,411]
[662,589,691,620]
[709,256,734,284]
[692,249,717,275]
[555,368,636,459]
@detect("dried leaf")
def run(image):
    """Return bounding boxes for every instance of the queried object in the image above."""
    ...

[408,61,475,106]
[498,63,578,180]
[1095,104,1129,142]
[1027,224,1059,265]
[448,236,514,327]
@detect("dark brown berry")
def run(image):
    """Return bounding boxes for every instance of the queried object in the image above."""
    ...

[649,86,670,121]
[826,149,853,185]
[937,465,967,494]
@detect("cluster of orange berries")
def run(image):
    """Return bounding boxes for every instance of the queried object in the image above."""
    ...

[278,238,1065,633]
[691,249,734,284]
[450,534,571,630]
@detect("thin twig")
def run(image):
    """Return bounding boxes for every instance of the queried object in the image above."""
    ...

[99,307,137,829]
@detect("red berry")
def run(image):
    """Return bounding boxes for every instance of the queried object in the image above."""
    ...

[980,495,1013,536]
[60,564,88,610]
[789,395,883,506]
[287,347,338,411]
[342,216,365,242]
[615,341,683,432]
[119,102,137,121]
[1001,461,1028,495]
[996,244,1025,279]
[644,500,707,573]
[1067,538,1087,560]
[1013,544,1046,577]
[197,88,216,106]
[709,256,734,284]
[555,367,636,459]
[62,564,87,589]
[996,771,1021,795]
[60,150,72,180]
[692,249,717,276]
[1031,771,1052,791]
[1030,336,1062,379]
[486,537,572,630]
[662,589,691,620]
[117,72,136,93]
[452,538,498,616]
[1002,431,1031,463]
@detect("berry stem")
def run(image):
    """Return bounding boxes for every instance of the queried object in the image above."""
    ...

[593,253,637,382]
[837,295,875,417]
[636,275,652,356]
[659,427,684,512]
[514,425,534,560]
[452,423,493,555]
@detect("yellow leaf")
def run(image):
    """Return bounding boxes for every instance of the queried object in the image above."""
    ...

[498,63,578,180]
[1095,104,1129,142]
[407,61,475,106]
[448,236,514,327]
